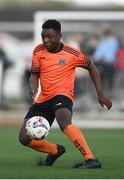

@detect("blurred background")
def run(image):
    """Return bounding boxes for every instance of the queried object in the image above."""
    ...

[0,0,124,128]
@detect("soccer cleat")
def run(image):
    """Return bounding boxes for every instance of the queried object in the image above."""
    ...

[38,144,65,166]
[73,159,101,169]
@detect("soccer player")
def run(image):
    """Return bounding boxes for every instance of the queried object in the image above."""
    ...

[19,19,112,169]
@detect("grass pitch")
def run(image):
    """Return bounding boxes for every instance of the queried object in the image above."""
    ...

[0,127,124,179]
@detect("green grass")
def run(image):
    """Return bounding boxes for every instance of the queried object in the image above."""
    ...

[0,127,124,179]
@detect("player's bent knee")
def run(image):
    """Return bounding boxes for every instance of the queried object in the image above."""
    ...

[19,136,31,146]
[18,118,31,146]
[59,122,72,132]
[18,132,31,146]
[55,108,72,131]
[18,136,26,146]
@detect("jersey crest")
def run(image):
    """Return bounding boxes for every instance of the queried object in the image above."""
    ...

[58,57,67,65]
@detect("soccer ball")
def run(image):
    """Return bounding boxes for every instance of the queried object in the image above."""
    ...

[26,116,50,139]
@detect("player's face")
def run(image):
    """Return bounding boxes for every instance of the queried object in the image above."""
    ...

[41,28,62,52]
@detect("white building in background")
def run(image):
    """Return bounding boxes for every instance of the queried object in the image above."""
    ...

[34,11,124,44]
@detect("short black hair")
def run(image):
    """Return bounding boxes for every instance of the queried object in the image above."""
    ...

[42,19,61,32]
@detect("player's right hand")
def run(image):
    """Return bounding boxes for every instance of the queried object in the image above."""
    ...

[32,90,38,102]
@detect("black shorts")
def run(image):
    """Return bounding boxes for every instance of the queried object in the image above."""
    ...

[25,95,73,126]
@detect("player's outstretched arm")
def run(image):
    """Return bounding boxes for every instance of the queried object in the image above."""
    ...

[30,73,40,101]
[85,62,112,110]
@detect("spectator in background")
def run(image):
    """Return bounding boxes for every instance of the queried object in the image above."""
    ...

[113,40,124,110]
[0,44,13,109]
[113,40,124,70]
[21,35,34,105]
[93,30,119,98]
[84,35,99,57]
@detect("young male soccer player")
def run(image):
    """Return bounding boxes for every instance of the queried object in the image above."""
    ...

[19,19,112,169]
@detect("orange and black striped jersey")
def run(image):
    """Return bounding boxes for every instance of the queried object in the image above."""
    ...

[31,43,90,103]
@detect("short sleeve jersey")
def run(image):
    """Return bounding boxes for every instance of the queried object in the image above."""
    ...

[32,43,90,103]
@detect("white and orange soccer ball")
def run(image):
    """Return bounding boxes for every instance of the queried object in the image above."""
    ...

[26,116,50,139]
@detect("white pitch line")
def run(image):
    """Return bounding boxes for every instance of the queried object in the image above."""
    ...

[52,119,124,129]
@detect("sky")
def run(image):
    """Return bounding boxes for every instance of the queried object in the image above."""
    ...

[72,0,124,6]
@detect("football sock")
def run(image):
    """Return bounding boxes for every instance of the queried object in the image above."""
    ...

[63,124,95,160]
[27,139,58,155]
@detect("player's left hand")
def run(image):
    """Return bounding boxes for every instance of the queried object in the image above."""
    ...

[98,94,112,110]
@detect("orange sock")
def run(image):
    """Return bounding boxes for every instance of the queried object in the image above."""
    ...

[27,139,58,155]
[64,124,95,160]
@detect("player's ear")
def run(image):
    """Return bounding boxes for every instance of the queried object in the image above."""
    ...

[59,33,62,39]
